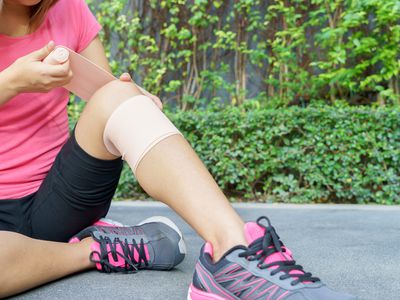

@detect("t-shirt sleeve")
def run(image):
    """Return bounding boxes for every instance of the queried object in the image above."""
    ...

[71,0,102,53]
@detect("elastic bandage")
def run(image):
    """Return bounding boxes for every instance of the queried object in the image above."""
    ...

[103,95,182,174]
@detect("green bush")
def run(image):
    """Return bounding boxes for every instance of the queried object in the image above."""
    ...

[95,105,399,204]
[89,0,400,108]
[68,1,400,204]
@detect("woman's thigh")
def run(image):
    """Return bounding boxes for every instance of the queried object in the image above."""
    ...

[29,126,123,242]
[0,195,34,236]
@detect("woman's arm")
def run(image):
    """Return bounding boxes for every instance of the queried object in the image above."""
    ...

[0,70,19,106]
[79,36,111,73]
[0,42,72,107]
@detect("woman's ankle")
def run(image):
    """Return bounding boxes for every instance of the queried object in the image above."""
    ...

[210,231,248,262]
[76,237,96,269]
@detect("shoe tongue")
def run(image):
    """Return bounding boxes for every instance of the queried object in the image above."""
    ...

[244,222,300,274]
[244,222,266,244]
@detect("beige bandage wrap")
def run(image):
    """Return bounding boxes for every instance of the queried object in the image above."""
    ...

[103,95,182,174]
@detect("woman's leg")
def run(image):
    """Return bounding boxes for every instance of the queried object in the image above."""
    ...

[135,136,246,259]
[75,80,247,260]
[0,231,93,298]
[1,78,246,297]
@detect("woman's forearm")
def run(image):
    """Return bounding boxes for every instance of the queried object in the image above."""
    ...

[0,70,19,106]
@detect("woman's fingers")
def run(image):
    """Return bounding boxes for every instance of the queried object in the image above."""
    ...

[30,41,55,61]
[136,84,163,110]
[46,60,71,77]
[150,95,163,110]
[119,73,131,82]
[118,74,163,110]
[47,75,73,88]
[44,62,73,88]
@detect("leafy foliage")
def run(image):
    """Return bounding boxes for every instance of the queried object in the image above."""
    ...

[69,104,399,204]
[68,1,400,204]
[88,0,400,108]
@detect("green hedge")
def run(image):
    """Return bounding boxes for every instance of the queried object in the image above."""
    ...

[110,106,400,204]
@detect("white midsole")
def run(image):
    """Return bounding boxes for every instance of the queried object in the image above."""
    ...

[97,218,124,227]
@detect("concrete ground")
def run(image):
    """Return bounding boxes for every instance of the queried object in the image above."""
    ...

[11,202,400,300]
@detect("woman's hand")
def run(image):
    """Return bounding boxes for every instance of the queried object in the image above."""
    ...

[119,72,163,110]
[5,41,73,94]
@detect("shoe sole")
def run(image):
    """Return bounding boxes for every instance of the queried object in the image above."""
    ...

[137,216,187,255]
[187,285,227,300]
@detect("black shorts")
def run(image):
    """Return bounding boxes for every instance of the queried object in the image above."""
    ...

[0,127,123,242]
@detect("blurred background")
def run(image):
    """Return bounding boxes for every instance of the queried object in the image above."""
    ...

[69,0,400,204]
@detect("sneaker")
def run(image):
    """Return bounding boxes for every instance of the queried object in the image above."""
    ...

[188,216,357,300]
[70,216,186,273]
[69,218,124,244]
[92,218,125,227]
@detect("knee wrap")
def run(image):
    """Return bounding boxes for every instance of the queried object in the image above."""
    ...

[103,95,182,173]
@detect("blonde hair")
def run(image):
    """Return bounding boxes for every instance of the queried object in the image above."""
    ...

[30,0,59,32]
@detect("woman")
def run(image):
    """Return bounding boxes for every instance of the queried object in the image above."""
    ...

[0,0,357,299]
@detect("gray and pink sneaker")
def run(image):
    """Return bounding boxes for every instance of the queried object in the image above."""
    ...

[188,216,358,300]
[70,216,186,273]
[68,218,125,244]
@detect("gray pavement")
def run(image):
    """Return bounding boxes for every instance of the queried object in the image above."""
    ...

[12,202,400,300]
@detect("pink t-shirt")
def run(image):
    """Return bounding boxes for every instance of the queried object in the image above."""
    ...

[0,0,101,199]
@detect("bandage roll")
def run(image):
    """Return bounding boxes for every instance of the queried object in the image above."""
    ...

[103,95,182,174]
[43,47,70,65]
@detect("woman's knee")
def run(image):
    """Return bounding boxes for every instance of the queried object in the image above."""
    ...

[85,80,143,122]
[74,80,144,159]
[0,231,26,248]
[93,80,142,101]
